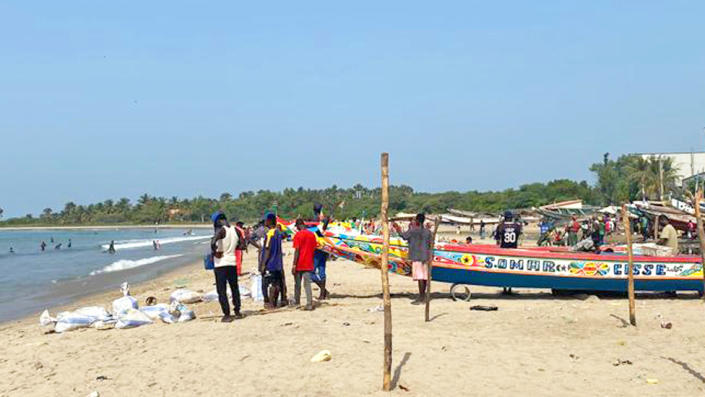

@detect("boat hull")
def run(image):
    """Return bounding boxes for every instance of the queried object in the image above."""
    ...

[322,232,705,293]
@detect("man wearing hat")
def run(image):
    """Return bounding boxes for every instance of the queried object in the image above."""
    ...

[211,211,243,322]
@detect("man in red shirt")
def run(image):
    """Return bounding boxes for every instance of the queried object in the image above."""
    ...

[292,219,317,310]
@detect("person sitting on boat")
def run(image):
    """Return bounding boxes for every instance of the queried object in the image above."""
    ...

[657,216,679,255]
[392,213,433,305]
[465,236,473,244]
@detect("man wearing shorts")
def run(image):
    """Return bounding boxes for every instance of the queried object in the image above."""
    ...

[260,213,285,308]
[393,213,433,304]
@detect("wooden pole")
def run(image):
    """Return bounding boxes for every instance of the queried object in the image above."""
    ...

[379,153,392,391]
[425,216,441,322]
[653,215,660,241]
[693,190,705,299]
[622,205,637,326]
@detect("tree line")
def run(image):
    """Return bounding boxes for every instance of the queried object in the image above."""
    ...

[0,154,686,226]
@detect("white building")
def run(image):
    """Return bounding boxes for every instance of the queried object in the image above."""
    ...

[633,151,705,185]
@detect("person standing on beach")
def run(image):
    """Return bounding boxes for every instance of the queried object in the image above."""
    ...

[260,213,285,308]
[568,216,580,246]
[479,220,485,239]
[496,211,522,249]
[393,213,433,304]
[210,211,243,322]
[292,219,316,310]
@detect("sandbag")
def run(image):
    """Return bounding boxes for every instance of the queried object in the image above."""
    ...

[55,311,94,333]
[202,289,219,302]
[112,282,138,315]
[112,296,138,316]
[93,319,117,330]
[250,274,264,301]
[140,304,170,320]
[170,288,202,304]
[115,308,153,329]
[74,306,112,322]
[39,309,56,327]
[169,301,196,323]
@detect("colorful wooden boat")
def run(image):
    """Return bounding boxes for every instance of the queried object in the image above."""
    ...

[319,229,705,294]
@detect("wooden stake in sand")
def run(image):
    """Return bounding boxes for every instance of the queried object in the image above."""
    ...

[622,204,637,326]
[425,216,441,322]
[693,190,705,299]
[379,153,392,391]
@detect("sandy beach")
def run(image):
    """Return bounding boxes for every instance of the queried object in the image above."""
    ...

[2,237,705,396]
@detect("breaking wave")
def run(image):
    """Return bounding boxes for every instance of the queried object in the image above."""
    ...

[100,235,209,250]
[90,254,183,275]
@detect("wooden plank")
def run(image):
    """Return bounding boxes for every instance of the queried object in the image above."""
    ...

[379,153,392,391]
[622,204,637,326]
[425,216,441,322]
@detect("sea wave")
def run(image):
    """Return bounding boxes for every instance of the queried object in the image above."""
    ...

[90,254,184,275]
[100,235,209,250]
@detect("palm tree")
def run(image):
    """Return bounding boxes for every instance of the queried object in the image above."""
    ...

[625,156,653,201]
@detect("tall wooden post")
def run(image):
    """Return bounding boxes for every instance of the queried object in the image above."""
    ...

[693,190,705,298]
[379,153,392,391]
[653,215,660,241]
[425,216,441,322]
[622,205,637,326]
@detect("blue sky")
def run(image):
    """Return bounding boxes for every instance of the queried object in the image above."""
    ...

[1,1,704,217]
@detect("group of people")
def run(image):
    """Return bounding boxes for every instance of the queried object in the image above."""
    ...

[39,238,72,252]
[209,209,330,323]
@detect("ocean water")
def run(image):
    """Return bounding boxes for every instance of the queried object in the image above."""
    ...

[0,228,211,322]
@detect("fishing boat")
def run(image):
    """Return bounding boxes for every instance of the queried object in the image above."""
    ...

[315,227,705,298]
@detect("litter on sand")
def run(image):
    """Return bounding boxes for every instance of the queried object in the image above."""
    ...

[310,350,332,362]
[470,305,498,311]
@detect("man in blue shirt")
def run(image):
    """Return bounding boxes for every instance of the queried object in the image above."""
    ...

[260,213,285,308]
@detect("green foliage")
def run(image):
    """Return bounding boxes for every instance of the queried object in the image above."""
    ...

[0,153,685,227]
[0,180,600,226]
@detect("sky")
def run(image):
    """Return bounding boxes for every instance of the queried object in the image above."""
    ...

[1,1,704,217]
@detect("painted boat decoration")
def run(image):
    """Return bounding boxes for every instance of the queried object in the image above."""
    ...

[320,229,705,293]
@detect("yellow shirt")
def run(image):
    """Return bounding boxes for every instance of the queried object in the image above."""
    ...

[659,224,679,253]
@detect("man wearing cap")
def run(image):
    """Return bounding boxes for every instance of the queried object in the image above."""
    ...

[210,211,243,322]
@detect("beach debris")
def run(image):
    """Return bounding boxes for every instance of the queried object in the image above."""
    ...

[145,296,157,306]
[87,392,99,397]
[39,310,55,327]
[141,304,171,321]
[115,308,153,329]
[612,359,633,366]
[310,350,332,363]
[399,384,410,392]
[33,361,43,370]
[470,305,498,311]
[96,375,108,381]
[367,305,384,312]
[169,288,202,304]
[655,314,672,329]
[586,295,600,303]
[170,301,195,323]
[569,354,579,361]
[281,322,294,327]
[342,322,351,326]
[617,340,626,346]
[646,378,659,384]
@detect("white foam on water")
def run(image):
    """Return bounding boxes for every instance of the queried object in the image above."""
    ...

[90,254,183,275]
[100,235,209,250]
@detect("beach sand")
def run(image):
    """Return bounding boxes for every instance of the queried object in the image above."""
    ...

[2,239,705,396]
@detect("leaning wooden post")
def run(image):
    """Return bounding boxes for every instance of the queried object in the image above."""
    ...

[379,153,392,391]
[693,190,705,298]
[622,204,637,326]
[425,216,441,322]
